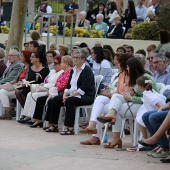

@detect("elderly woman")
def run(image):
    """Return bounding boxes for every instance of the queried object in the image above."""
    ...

[93,14,108,38]
[107,15,123,39]
[75,11,90,30]
[58,44,69,56]
[35,49,96,134]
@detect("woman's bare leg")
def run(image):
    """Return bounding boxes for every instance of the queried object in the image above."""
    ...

[139,125,148,139]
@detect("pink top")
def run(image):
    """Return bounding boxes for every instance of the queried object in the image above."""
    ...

[55,69,71,92]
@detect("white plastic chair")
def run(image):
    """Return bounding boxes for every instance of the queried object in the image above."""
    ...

[16,100,23,120]
[0,102,5,116]
[156,83,165,93]
[73,75,103,134]
[159,85,170,95]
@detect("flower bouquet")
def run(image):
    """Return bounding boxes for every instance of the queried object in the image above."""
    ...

[74,27,89,37]
[35,23,40,32]
[64,27,71,37]
[1,26,10,34]
[50,25,58,36]
[90,25,104,38]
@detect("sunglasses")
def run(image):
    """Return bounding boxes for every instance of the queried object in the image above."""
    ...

[146,57,153,60]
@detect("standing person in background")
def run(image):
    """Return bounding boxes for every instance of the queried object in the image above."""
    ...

[135,0,148,24]
[63,0,79,28]
[150,0,160,16]
[121,0,137,34]
[38,0,52,22]
[0,0,4,26]
[86,0,94,25]
[105,1,118,26]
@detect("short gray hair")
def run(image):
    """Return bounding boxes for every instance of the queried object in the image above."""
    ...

[134,53,146,66]
[155,53,167,61]
[73,49,88,59]
[50,42,57,48]
[10,49,21,58]
[96,14,104,20]
[79,11,87,17]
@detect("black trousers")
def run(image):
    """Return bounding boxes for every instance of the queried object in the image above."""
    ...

[45,96,89,127]
[33,96,48,120]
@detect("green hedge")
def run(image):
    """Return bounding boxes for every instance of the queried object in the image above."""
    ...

[131,21,159,40]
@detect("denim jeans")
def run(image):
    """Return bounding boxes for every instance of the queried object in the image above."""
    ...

[142,110,170,148]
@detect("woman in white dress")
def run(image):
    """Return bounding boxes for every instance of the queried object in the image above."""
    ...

[18,55,63,123]
[136,76,166,139]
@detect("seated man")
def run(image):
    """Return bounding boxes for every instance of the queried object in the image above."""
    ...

[46,50,56,70]
[0,49,24,85]
[106,15,123,39]
[152,53,170,85]
[0,47,7,78]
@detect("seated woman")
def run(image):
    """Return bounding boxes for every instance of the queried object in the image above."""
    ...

[80,53,133,145]
[124,19,137,39]
[43,15,63,35]
[32,49,95,135]
[18,55,64,124]
[0,50,31,120]
[75,11,90,30]
[145,10,155,22]
[58,44,69,56]
[107,15,123,39]
[91,47,112,92]
[139,110,170,163]
[15,51,49,109]
[93,14,108,38]
[96,58,158,149]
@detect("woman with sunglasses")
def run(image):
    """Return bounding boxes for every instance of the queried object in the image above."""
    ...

[15,51,49,110]
[18,55,64,124]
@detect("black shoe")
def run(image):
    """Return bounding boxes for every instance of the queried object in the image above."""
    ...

[17,118,31,124]
[26,120,35,125]
[160,158,170,163]
[29,122,43,128]
[139,146,156,151]
[138,140,157,147]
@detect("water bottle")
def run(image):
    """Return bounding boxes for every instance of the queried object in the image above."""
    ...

[103,132,108,143]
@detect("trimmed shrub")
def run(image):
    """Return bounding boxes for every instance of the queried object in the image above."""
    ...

[131,21,159,40]
[157,4,170,32]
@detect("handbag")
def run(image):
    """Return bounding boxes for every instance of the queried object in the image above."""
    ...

[30,84,48,93]
[0,82,16,91]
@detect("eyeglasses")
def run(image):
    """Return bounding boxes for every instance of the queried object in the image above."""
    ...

[8,54,17,57]
[73,56,81,60]
[152,60,162,65]
[30,55,36,58]
[146,57,154,60]
[147,49,151,53]
[54,62,60,65]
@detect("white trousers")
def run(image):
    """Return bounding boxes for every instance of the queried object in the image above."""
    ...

[0,89,16,107]
[108,93,141,132]
[90,95,110,138]
[22,91,47,118]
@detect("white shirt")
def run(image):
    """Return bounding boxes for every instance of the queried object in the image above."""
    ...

[38,5,52,18]
[65,63,86,98]
[108,10,118,25]
[135,5,148,20]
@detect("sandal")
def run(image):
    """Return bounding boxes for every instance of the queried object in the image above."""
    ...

[45,125,58,132]
[126,146,139,152]
[60,128,74,135]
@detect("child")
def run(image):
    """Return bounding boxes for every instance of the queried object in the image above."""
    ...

[124,19,137,39]
[136,76,166,139]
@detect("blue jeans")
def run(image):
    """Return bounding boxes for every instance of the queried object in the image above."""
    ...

[142,110,170,148]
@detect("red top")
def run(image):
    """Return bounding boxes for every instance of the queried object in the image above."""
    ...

[55,69,71,92]
[18,68,27,81]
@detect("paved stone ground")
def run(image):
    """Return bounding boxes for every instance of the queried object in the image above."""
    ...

[0,120,169,170]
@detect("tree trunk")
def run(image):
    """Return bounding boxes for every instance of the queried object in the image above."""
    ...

[5,0,29,61]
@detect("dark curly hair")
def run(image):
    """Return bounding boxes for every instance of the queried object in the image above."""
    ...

[92,46,106,63]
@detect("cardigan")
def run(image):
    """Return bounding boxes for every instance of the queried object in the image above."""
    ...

[65,65,95,103]
[107,23,123,39]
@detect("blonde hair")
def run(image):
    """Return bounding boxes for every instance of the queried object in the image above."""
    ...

[147,10,155,17]
[114,15,121,20]
[62,55,73,67]
[59,44,69,52]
